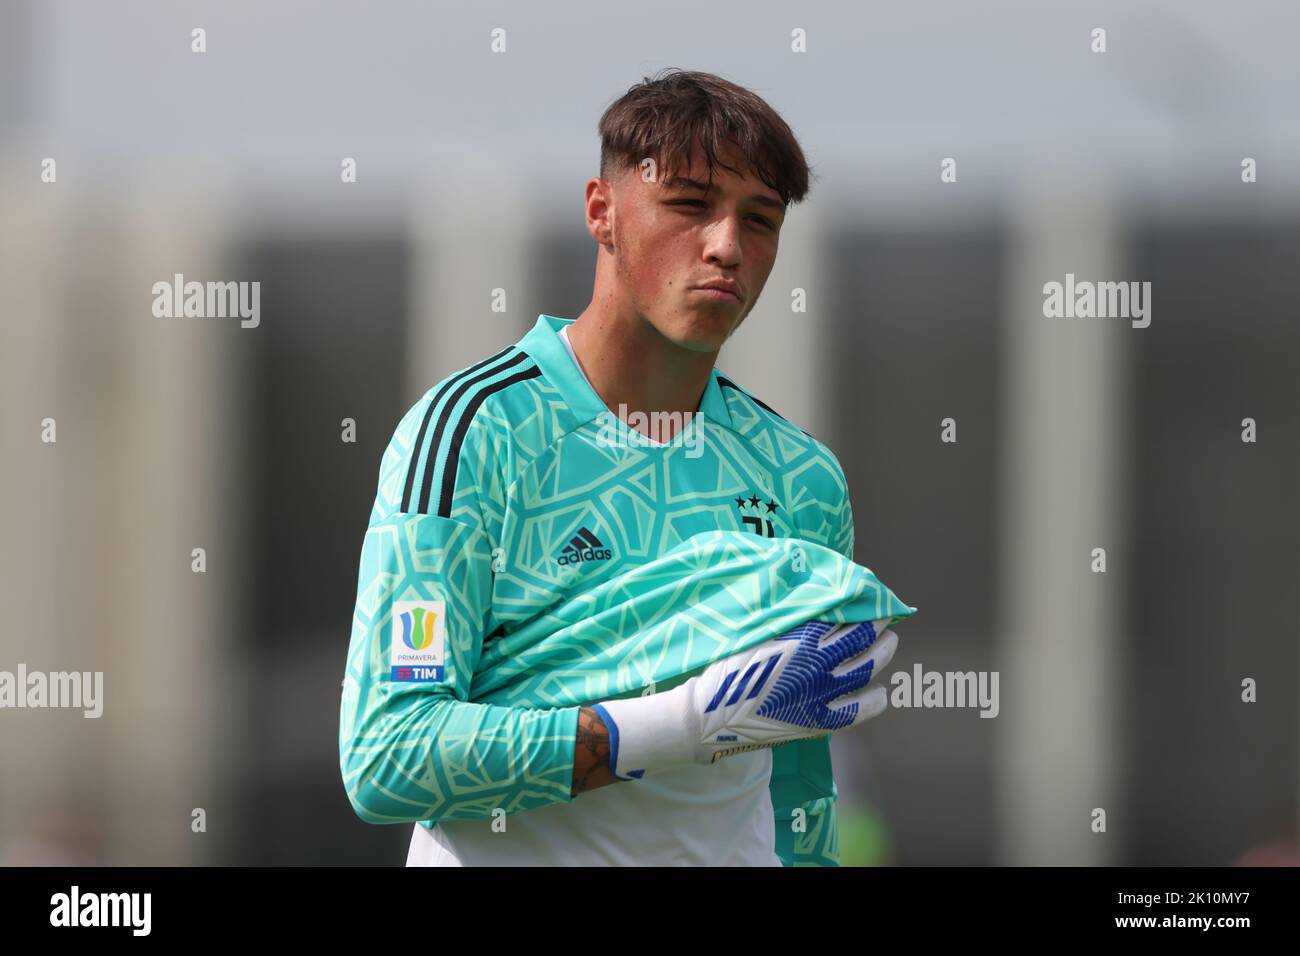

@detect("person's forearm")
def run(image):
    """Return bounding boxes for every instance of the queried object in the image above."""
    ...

[571,706,620,796]
[342,692,582,824]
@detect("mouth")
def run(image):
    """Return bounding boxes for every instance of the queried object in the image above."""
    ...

[692,286,741,303]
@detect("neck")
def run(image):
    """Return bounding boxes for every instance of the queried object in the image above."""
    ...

[567,303,716,440]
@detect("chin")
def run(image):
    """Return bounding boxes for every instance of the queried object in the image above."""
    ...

[665,308,740,352]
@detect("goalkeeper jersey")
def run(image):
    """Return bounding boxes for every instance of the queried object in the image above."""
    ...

[340,313,858,866]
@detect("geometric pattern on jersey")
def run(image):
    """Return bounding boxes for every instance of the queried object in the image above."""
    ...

[776,795,841,867]
[340,522,913,831]
[467,531,913,708]
[340,314,916,864]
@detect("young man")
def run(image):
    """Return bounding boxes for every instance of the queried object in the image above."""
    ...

[339,69,903,866]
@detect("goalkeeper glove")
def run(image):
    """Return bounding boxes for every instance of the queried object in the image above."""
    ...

[591,618,899,780]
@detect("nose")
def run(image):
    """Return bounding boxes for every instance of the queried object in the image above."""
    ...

[703,214,742,268]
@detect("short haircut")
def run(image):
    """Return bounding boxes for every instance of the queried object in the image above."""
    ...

[597,68,814,208]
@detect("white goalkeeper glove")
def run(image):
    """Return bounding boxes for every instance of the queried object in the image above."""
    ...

[591,618,899,780]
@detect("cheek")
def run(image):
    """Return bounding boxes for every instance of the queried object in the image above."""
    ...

[627,226,682,293]
[745,239,778,282]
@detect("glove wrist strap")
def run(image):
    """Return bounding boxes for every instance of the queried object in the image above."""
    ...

[591,688,696,781]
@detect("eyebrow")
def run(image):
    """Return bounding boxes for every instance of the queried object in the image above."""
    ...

[661,176,786,212]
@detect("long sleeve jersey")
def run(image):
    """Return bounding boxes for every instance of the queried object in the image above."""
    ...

[339,313,859,864]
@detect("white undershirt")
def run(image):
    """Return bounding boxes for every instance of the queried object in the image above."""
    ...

[408,750,780,866]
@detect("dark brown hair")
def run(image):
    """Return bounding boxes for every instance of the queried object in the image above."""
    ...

[598,69,814,207]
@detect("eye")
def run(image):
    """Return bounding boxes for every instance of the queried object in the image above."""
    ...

[666,200,777,231]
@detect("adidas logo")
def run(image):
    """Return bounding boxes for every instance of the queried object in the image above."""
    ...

[556,527,613,566]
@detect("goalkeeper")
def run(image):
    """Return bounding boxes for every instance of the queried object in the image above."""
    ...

[339,70,912,866]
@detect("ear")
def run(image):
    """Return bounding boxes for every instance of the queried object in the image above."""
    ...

[585,177,615,246]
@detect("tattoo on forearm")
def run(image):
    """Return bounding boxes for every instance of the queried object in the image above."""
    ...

[572,706,612,797]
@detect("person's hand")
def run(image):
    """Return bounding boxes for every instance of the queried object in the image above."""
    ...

[592,618,899,779]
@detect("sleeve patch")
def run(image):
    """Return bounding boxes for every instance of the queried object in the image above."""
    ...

[390,600,448,682]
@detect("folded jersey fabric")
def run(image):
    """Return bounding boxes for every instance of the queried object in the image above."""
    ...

[465,529,916,830]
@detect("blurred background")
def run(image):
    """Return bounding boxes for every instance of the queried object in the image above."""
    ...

[1,0,1297,866]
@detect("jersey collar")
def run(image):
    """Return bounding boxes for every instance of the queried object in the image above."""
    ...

[519,314,733,431]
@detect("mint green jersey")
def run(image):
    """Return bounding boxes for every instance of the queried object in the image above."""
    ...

[340,314,869,865]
